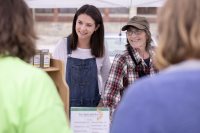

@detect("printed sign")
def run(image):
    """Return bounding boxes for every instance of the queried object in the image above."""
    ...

[70,107,110,133]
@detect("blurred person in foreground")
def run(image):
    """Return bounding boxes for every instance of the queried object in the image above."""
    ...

[53,4,110,107]
[0,0,71,132]
[111,0,200,132]
[103,16,157,117]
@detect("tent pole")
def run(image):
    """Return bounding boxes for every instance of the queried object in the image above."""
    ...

[129,0,137,18]
[32,8,36,22]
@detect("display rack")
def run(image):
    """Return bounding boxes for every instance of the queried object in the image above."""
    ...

[43,59,69,120]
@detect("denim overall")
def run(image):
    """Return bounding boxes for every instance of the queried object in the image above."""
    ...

[66,38,100,107]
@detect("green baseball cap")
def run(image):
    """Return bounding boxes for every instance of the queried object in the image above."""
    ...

[122,16,150,31]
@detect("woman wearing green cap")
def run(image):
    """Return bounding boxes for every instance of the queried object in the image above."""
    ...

[111,0,200,132]
[102,16,158,118]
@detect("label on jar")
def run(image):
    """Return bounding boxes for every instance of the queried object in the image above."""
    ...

[43,53,51,68]
[33,54,40,67]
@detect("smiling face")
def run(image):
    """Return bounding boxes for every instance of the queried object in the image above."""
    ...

[75,13,99,41]
[126,27,147,50]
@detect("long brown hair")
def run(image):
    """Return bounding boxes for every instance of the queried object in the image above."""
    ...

[0,0,37,62]
[70,4,105,57]
[155,0,200,70]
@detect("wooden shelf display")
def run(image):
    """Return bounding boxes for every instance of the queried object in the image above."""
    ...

[43,59,69,120]
[42,67,59,72]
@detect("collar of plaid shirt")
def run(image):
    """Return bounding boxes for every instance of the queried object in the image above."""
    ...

[127,45,150,77]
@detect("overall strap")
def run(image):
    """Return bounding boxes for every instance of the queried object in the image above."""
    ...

[67,37,71,55]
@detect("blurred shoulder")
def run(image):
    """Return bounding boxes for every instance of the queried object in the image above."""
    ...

[114,50,129,60]
[0,57,52,85]
[112,50,131,64]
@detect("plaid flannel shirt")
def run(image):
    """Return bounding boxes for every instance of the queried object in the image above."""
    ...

[103,48,158,117]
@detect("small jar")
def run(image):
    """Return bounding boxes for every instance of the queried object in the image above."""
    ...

[40,49,50,68]
[33,50,41,68]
